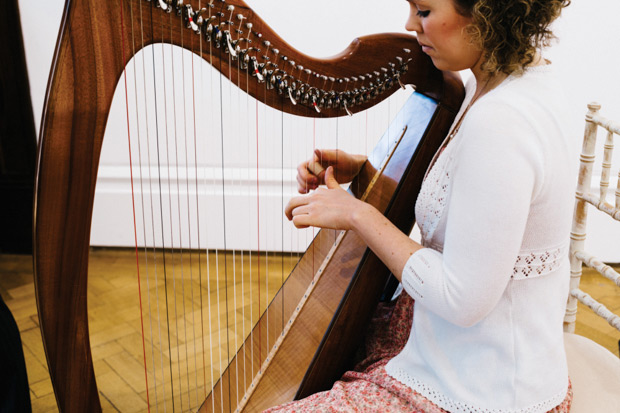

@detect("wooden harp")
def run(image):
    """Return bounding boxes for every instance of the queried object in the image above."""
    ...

[33,0,464,411]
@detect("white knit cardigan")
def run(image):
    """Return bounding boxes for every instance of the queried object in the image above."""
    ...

[385,65,577,413]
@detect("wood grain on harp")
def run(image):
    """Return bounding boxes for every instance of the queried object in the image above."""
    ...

[32,0,464,412]
[154,0,416,117]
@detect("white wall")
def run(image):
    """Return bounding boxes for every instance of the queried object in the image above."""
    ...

[20,0,620,260]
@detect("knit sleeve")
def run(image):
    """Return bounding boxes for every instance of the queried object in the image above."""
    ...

[402,100,544,327]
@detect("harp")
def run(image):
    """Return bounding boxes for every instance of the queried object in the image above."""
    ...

[33,0,464,411]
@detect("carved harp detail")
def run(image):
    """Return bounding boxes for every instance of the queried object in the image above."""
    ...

[33,0,464,412]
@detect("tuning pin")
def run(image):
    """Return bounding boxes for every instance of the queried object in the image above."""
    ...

[236,13,246,33]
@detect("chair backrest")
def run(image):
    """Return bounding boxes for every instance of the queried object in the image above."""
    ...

[564,102,620,345]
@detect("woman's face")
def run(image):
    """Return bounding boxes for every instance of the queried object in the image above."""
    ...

[405,0,482,73]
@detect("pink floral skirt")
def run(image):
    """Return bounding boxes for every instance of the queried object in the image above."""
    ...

[264,292,572,412]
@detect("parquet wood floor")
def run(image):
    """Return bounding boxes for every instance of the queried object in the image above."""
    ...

[1,250,619,412]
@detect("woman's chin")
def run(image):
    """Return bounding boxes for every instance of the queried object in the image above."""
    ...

[429,57,468,73]
[428,57,448,71]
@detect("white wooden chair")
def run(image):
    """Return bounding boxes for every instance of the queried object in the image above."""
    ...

[563,102,620,411]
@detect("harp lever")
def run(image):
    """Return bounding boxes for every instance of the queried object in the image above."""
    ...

[250,58,264,82]
[184,5,199,32]
[288,87,297,105]
[224,31,237,57]
[311,96,321,113]
[343,101,353,117]
[157,0,170,12]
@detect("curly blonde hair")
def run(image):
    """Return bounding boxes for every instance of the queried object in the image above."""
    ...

[454,0,571,75]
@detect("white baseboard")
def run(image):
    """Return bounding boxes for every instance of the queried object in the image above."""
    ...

[91,165,314,252]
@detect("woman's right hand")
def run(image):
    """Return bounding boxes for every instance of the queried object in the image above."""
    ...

[296,149,367,194]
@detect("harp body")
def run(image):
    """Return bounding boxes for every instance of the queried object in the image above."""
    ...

[33,0,464,411]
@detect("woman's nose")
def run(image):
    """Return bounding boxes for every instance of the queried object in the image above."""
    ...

[405,5,422,32]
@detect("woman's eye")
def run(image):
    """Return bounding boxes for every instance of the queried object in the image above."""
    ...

[416,9,430,18]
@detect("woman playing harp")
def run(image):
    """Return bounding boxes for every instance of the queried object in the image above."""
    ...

[34,0,467,410]
[282,0,574,411]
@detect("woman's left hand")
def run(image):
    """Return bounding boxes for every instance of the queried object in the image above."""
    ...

[285,166,366,230]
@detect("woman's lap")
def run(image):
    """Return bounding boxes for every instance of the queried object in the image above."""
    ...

[264,292,572,412]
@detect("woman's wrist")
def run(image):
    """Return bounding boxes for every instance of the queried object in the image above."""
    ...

[352,154,368,174]
[348,200,380,233]
[348,199,422,281]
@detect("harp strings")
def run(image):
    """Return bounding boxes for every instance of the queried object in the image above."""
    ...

[179,6,199,408]
[140,1,172,410]
[151,3,177,410]
[194,0,211,405]
[119,0,153,411]
[234,12,250,397]
[246,35,255,393]
[193,2,208,404]
[225,15,241,403]
[203,2,217,410]
[115,1,410,411]
[205,2,225,411]
[163,9,181,411]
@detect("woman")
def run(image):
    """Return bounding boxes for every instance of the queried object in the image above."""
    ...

[277,0,574,411]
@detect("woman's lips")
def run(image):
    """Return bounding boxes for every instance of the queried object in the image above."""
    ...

[420,43,433,54]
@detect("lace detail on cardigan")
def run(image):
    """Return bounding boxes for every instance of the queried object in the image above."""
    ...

[416,149,453,242]
[387,366,568,413]
[511,245,567,280]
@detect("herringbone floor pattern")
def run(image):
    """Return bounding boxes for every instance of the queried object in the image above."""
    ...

[0,249,618,412]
